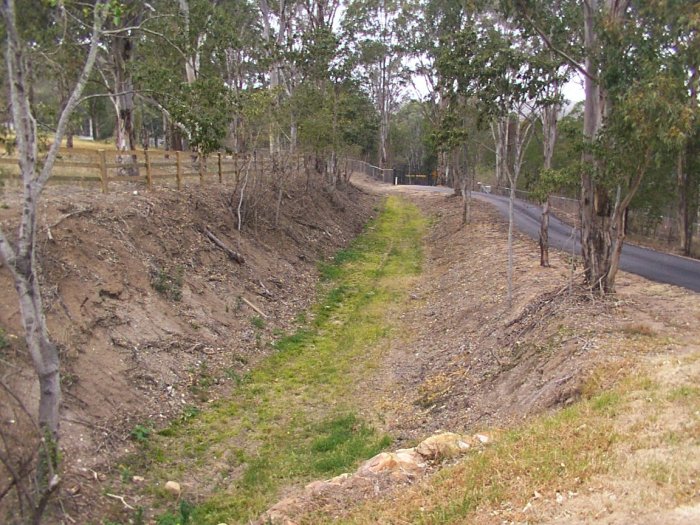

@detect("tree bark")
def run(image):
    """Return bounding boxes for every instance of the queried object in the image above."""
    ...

[112,34,138,176]
[579,0,633,293]
[539,103,558,267]
[580,0,610,292]
[0,1,105,517]
[540,198,550,267]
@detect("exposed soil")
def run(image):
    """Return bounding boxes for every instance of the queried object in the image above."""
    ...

[262,176,700,524]
[0,176,378,523]
[2,173,699,524]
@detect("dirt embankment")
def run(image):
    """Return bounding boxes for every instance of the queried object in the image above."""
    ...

[0,179,378,521]
[281,179,700,524]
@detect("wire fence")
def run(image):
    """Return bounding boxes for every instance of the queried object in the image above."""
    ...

[346,159,394,184]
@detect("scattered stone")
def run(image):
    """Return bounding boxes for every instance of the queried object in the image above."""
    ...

[132,475,145,484]
[256,432,493,524]
[474,433,490,445]
[357,448,426,481]
[164,480,181,497]
[415,432,472,460]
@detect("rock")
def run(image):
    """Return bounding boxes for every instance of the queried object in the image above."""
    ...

[257,497,301,525]
[132,475,145,484]
[415,432,471,460]
[357,448,426,479]
[305,473,350,494]
[164,480,181,497]
[474,433,490,445]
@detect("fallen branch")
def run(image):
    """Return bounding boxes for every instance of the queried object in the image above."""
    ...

[204,228,245,264]
[242,297,268,319]
[105,493,134,510]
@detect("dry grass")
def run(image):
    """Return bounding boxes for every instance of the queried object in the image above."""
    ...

[310,339,700,524]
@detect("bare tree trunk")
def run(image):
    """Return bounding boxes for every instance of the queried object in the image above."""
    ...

[539,103,558,267]
[506,110,536,307]
[677,150,691,254]
[491,119,509,188]
[540,198,550,267]
[507,182,516,307]
[112,34,138,176]
[581,0,607,292]
[579,0,633,292]
[0,1,105,517]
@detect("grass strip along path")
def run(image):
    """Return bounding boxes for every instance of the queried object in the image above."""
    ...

[140,196,426,525]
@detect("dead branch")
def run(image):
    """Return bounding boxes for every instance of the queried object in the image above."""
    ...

[204,228,245,264]
[241,297,268,319]
[105,492,135,510]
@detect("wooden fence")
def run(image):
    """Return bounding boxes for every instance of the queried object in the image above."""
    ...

[0,148,291,193]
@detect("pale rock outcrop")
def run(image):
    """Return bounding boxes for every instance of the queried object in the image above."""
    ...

[256,432,492,525]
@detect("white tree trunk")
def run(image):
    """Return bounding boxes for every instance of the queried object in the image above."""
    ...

[0,1,105,515]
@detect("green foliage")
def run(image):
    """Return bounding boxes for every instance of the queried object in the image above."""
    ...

[0,328,9,350]
[157,500,194,525]
[530,168,579,204]
[151,266,183,302]
[130,423,153,443]
[118,464,133,483]
[167,77,236,154]
[310,414,392,474]
[250,316,265,330]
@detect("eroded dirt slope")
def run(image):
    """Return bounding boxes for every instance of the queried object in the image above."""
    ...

[0,178,378,521]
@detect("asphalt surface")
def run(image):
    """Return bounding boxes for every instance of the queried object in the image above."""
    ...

[404,184,700,293]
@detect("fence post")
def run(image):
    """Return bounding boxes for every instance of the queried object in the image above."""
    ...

[199,153,205,185]
[218,152,223,183]
[144,149,153,190]
[176,150,182,190]
[98,149,108,194]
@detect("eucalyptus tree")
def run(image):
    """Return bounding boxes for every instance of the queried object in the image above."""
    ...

[344,0,406,168]
[390,100,434,176]
[133,0,253,154]
[0,1,107,520]
[656,1,700,256]
[258,0,297,154]
[402,0,473,184]
[501,0,576,266]
[94,1,147,174]
[438,10,547,304]
[514,0,697,291]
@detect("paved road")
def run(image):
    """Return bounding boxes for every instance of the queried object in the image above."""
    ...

[403,184,700,293]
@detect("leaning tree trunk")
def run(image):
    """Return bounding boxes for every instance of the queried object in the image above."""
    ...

[0,2,105,520]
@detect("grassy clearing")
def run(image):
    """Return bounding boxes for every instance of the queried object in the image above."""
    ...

[130,196,426,524]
